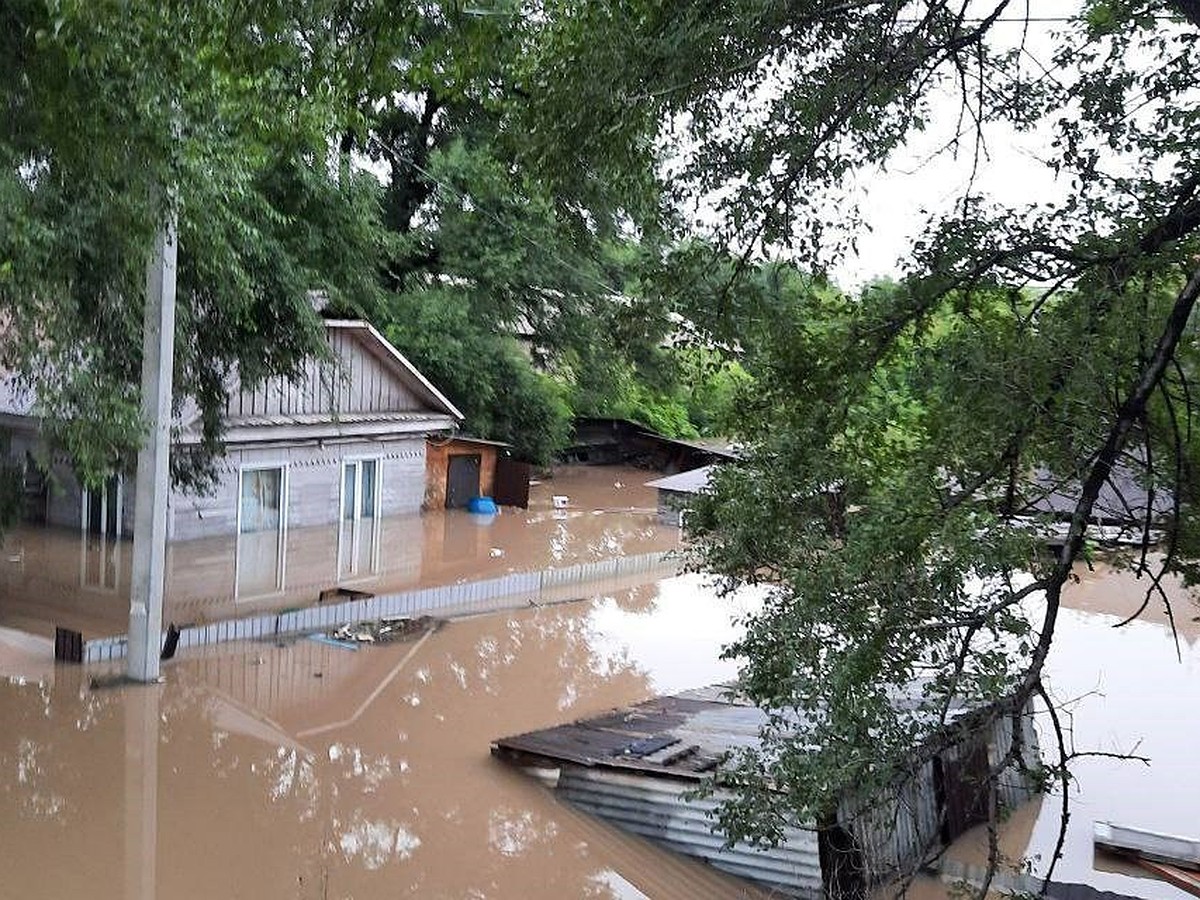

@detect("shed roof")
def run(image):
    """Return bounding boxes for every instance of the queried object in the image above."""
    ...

[644,464,717,495]
[494,684,764,781]
[433,435,513,449]
[495,679,988,785]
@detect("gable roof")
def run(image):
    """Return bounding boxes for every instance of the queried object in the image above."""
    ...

[323,320,463,421]
[175,319,464,444]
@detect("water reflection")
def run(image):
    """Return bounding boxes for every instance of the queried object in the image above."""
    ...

[935,560,1200,900]
[0,465,676,639]
[0,576,765,899]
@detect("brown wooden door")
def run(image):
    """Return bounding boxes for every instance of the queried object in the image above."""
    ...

[445,454,481,508]
[936,740,991,843]
[493,457,531,508]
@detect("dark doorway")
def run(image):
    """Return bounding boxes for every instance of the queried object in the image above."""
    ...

[817,815,866,899]
[934,740,992,844]
[493,457,531,508]
[445,454,481,509]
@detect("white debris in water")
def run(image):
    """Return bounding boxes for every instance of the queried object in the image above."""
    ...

[328,744,342,762]
[489,547,504,558]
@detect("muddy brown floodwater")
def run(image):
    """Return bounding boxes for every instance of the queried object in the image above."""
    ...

[917,560,1200,900]
[0,573,768,900]
[4,545,1197,899]
[0,464,679,639]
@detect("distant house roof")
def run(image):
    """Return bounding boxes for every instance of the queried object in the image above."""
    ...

[644,464,716,495]
[637,434,742,461]
[1021,462,1173,525]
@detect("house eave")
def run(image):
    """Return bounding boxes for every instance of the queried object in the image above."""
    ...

[176,415,457,446]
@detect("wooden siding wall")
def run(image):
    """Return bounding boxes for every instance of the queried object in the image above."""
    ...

[424,440,498,510]
[223,329,424,420]
[170,437,427,541]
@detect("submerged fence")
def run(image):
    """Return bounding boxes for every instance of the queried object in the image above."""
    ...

[83,550,680,664]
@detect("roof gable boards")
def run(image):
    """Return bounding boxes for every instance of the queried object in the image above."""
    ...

[179,320,463,445]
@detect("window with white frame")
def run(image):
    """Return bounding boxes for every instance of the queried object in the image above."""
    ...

[338,458,380,579]
[237,466,287,598]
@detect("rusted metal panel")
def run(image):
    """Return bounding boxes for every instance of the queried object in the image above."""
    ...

[493,457,530,508]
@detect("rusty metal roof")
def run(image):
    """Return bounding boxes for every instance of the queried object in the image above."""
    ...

[494,684,767,781]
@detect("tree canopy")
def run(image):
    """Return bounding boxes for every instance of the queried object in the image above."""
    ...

[0,1,394,487]
[522,0,1200,883]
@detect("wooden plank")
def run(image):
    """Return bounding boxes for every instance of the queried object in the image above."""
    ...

[1095,821,1200,869]
[1136,860,1200,897]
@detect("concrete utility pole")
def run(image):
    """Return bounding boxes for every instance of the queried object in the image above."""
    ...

[127,210,177,682]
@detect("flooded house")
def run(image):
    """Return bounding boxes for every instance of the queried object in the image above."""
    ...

[0,319,464,625]
[494,684,1041,899]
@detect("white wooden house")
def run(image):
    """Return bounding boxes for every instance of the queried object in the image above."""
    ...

[0,320,463,605]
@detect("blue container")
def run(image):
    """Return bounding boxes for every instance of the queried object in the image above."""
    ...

[467,496,498,515]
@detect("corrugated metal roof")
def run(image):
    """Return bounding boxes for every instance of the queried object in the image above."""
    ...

[494,686,768,780]
[644,465,717,495]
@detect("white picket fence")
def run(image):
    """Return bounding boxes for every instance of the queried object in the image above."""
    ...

[83,550,680,663]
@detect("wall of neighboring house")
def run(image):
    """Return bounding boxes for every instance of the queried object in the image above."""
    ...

[169,436,427,541]
[656,489,690,527]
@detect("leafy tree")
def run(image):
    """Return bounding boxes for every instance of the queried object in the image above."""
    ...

[1,1,388,489]
[524,0,1200,886]
[382,287,570,465]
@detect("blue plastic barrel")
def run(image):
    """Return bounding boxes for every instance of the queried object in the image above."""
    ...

[467,496,498,515]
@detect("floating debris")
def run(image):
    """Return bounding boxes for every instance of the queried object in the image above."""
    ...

[320,616,442,648]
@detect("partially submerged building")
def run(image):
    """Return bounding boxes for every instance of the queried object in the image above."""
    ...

[424,436,530,510]
[644,464,715,526]
[563,417,740,472]
[0,320,468,616]
[494,684,1041,899]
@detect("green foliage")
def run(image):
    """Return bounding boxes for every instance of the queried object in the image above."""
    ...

[1,0,388,488]
[383,289,570,466]
[522,0,1200,856]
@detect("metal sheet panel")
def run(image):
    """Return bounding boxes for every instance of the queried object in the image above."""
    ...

[558,766,824,899]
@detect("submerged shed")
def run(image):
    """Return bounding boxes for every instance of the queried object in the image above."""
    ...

[424,436,531,510]
[493,684,1040,899]
[644,465,715,526]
